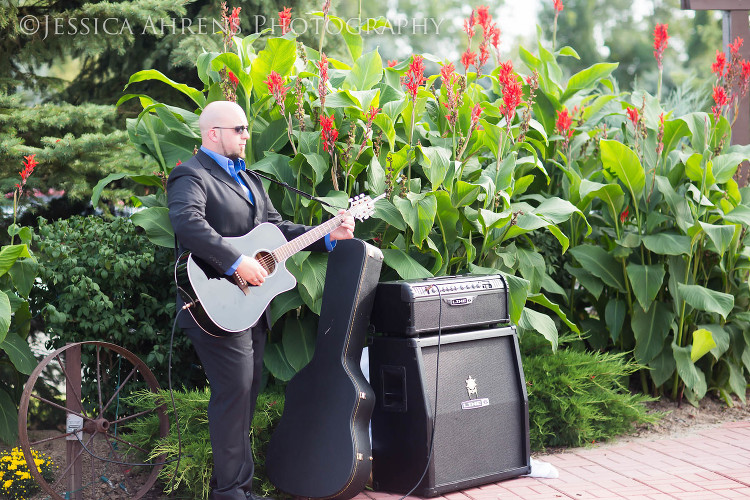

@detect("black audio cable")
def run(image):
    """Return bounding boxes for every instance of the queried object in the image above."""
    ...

[399,283,443,500]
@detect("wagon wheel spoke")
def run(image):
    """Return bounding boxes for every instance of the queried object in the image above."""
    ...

[101,432,139,495]
[50,431,96,491]
[111,407,160,426]
[30,393,92,422]
[101,365,138,415]
[29,431,76,447]
[107,432,152,455]
[96,345,104,417]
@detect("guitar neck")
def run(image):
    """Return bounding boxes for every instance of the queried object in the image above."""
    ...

[272,214,344,262]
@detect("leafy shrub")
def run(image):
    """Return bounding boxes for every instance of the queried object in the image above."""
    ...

[0,447,55,500]
[32,215,204,390]
[522,335,659,450]
[125,387,285,499]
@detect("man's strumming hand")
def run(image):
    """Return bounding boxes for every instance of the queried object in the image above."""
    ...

[236,255,269,286]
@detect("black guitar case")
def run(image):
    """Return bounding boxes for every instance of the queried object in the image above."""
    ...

[266,239,383,499]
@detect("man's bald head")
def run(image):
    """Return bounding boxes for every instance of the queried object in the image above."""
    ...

[199,101,249,160]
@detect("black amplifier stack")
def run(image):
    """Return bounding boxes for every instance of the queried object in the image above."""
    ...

[367,274,530,497]
[370,274,510,336]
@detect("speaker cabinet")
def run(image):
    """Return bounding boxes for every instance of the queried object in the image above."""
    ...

[369,326,530,497]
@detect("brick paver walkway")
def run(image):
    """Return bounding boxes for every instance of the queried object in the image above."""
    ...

[355,420,750,500]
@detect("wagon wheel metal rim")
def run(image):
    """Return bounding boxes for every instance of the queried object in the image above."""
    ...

[18,341,170,500]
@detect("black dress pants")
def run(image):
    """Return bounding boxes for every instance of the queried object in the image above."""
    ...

[185,322,267,500]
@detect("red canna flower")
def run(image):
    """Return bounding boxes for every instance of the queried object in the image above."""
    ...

[228,71,239,87]
[653,24,669,70]
[489,24,501,50]
[619,206,629,223]
[471,103,483,129]
[265,71,289,114]
[401,54,426,101]
[176,160,182,167]
[19,154,37,187]
[463,11,476,40]
[477,6,492,32]
[461,50,477,73]
[497,60,514,86]
[220,3,242,51]
[478,42,490,69]
[499,78,523,124]
[556,108,573,139]
[712,50,727,79]
[626,107,639,129]
[278,7,292,35]
[387,60,398,67]
[320,114,338,154]
[367,105,380,124]
[441,63,460,129]
[553,0,563,12]
[729,36,743,56]
[712,85,729,121]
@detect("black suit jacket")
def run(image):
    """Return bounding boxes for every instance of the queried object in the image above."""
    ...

[168,149,328,329]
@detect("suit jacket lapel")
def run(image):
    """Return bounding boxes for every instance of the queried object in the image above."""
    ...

[196,150,253,207]
[240,170,265,225]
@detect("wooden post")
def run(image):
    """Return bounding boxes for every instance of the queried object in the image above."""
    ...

[65,344,83,500]
[682,0,750,185]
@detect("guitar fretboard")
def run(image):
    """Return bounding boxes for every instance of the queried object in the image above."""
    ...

[271,214,345,262]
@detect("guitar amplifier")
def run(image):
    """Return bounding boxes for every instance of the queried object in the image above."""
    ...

[370,274,509,336]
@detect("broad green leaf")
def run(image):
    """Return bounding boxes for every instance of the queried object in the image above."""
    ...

[434,191,459,249]
[578,179,624,218]
[251,38,297,97]
[92,172,133,206]
[698,324,730,360]
[0,389,18,445]
[394,193,437,247]
[519,307,558,351]
[0,332,36,375]
[526,293,580,334]
[680,112,711,153]
[649,346,676,387]
[605,298,626,342]
[626,263,665,312]
[676,283,734,319]
[373,198,406,231]
[0,245,31,277]
[283,315,316,371]
[569,245,626,291]
[373,113,396,151]
[328,15,364,62]
[690,329,716,362]
[642,233,691,256]
[125,69,206,107]
[418,146,451,190]
[600,139,645,202]
[727,360,747,403]
[562,62,618,101]
[565,264,603,299]
[211,52,254,96]
[8,259,38,298]
[255,118,289,156]
[516,248,545,293]
[685,152,715,186]
[451,181,482,207]
[673,342,707,399]
[698,222,736,257]
[632,301,674,365]
[381,248,432,279]
[270,289,304,326]
[723,204,750,226]
[711,153,744,184]
[288,252,328,315]
[535,197,591,235]
[343,49,384,91]
[504,274,529,325]
[0,291,9,343]
[264,341,296,381]
[130,207,174,248]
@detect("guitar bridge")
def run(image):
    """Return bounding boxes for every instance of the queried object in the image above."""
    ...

[232,272,250,295]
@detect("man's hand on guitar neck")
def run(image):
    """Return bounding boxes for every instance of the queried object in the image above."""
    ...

[237,255,269,286]
[329,209,355,241]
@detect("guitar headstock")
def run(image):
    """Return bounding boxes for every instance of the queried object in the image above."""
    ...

[348,193,386,221]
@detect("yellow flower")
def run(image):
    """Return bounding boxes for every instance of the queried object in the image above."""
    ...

[3,479,12,488]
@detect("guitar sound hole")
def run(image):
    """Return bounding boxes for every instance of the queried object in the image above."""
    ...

[255,251,276,275]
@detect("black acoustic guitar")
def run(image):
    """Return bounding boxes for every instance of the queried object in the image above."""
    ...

[174,194,383,337]
[266,239,383,499]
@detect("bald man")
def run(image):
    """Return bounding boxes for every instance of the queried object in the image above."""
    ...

[168,101,354,500]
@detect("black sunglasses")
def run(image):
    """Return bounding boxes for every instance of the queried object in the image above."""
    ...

[213,125,249,134]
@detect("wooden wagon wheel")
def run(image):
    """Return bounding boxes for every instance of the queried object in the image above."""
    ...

[18,342,170,500]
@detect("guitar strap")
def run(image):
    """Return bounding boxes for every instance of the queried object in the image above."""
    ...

[250,170,343,209]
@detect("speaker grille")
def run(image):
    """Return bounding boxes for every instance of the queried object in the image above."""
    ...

[420,335,526,487]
